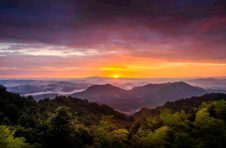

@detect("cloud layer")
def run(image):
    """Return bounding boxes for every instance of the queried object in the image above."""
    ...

[0,0,226,78]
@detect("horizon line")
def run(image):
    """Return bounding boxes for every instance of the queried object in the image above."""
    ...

[1,76,226,80]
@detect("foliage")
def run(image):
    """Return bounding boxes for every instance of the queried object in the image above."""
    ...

[143,126,172,148]
[0,125,31,148]
[1,85,226,148]
[193,102,226,148]
[160,109,189,131]
[94,116,129,148]
[173,132,194,148]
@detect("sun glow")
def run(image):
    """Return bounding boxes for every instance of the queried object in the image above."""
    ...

[113,74,119,79]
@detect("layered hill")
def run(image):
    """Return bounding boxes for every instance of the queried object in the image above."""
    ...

[0,81,210,113]
[1,85,226,147]
[72,84,143,113]
[72,82,207,113]
[130,81,206,106]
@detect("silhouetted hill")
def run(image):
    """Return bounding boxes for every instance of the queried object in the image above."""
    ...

[0,82,211,113]
[187,78,226,90]
[72,84,143,113]
[130,81,207,106]
[73,82,207,113]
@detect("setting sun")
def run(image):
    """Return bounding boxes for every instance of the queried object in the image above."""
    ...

[113,74,119,79]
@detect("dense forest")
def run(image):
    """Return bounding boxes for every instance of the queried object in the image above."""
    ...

[1,85,226,148]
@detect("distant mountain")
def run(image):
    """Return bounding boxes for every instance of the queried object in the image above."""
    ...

[112,82,136,90]
[186,78,226,90]
[2,79,218,113]
[72,82,207,113]
[72,84,144,113]
[8,84,44,94]
[0,80,91,98]
[130,81,207,107]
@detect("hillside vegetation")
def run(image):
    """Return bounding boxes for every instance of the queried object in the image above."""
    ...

[1,85,226,148]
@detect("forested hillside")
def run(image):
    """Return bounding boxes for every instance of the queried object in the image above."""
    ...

[1,85,226,148]
[133,93,226,119]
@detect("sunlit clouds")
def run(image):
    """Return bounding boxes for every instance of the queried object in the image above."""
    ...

[1,40,226,78]
[0,43,100,57]
[0,0,226,78]
[1,41,226,78]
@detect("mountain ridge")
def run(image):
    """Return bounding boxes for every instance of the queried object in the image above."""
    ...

[72,81,207,112]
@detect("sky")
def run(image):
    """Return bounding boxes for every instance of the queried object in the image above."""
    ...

[0,0,226,78]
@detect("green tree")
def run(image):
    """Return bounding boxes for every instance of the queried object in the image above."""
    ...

[160,109,189,131]
[94,126,111,148]
[46,106,94,148]
[109,129,129,148]
[194,102,226,148]
[173,132,194,148]
[70,123,93,147]
[143,126,171,148]
[94,116,128,148]
[212,100,226,121]
[0,125,31,148]
[17,113,38,128]
[46,107,73,147]
[99,116,116,131]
